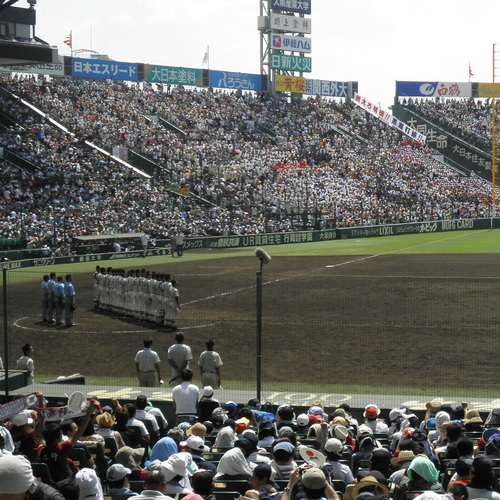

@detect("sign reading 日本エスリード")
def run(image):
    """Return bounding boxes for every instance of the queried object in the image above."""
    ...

[72,58,137,82]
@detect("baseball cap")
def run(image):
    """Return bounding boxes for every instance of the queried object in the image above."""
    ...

[184,435,205,451]
[273,441,295,454]
[325,438,343,455]
[364,404,380,419]
[11,412,30,427]
[201,386,214,398]
[302,468,326,490]
[106,463,132,482]
[296,413,310,427]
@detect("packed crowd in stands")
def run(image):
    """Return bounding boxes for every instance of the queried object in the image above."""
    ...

[0,73,498,254]
[2,388,500,500]
[400,97,495,152]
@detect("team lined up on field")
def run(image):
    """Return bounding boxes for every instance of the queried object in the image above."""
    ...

[93,267,181,329]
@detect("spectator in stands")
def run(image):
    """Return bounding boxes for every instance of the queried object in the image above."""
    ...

[283,466,338,500]
[183,469,214,500]
[135,395,160,440]
[467,456,500,500]
[258,421,277,449]
[124,403,150,446]
[134,470,169,500]
[161,452,195,496]
[106,463,138,496]
[9,392,44,462]
[0,454,65,500]
[151,436,179,463]
[172,369,199,426]
[269,441,297,480]
[363,404,388,434]
[243,463,282,500]
[37,401,97,484]
[95,411,127,449]
[215,419,236,448]
[198,386,220,422]
[214,447,252,481]
[183,435,216,473]
[323,437,354,483]
[397,455,444,500]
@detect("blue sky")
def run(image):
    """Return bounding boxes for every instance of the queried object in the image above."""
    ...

[33,0,500,109]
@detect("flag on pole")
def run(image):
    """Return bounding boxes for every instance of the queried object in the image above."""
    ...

[63,32,72,48]
[202,46,209,67]
[469,63,473,78]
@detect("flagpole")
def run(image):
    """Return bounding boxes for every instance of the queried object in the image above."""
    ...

[70,30,73,59]
[207,45,210,72]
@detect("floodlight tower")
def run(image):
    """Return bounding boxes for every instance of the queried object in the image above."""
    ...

[493,43,499,220]
[258,0,273,94]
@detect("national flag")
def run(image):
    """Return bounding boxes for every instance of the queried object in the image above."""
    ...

[64,32,72,48]
[469,63,473,78]
[202,46,209,67]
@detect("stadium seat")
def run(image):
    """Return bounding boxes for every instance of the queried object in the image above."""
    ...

[31,462,53,485]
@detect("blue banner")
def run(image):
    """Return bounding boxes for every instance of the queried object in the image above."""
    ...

[72,58,138,82]
[271,0,311,15]
[209,71,262,91]
[396,81,473,98]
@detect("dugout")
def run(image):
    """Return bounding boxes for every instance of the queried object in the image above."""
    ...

[72,233,144,255]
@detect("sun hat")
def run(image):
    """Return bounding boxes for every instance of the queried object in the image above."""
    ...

[0,455,38,494]
[351,476,390,498]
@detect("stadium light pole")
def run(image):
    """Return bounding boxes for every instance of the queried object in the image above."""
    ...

[255,248,271,402]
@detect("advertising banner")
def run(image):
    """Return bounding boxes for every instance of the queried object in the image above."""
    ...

[354,93,426,143]
[271,54,312,72]
[478,82,500,97]
[270,13,312,34]
[393,104,493,181]
[396,81,472,98]
[209,71,262,91]
[0,55,64,76]
[275,75,306,93]
[271,0,311,15]
[73,58,137,82]
[144,65,202,86]
[305,80,350,97]
[271,34,311,53]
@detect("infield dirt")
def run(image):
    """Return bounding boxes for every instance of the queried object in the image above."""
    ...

[4,253,500,396]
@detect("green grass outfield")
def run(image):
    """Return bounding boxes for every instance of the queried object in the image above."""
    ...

[13,228,500,277]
